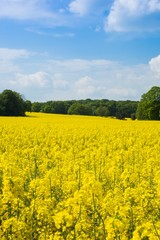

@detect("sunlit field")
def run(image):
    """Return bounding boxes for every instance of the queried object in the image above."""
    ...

[1,113,160,239]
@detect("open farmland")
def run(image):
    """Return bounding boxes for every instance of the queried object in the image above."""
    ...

[1,113,160,239]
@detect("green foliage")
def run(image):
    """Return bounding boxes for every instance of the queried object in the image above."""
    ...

[25,100,32,112]
[0,89,139,118]
[116,101,138,119]
[31,99,138,118]
[42,101,68,114]
[68,103,93,115]
[131,113,136,120]
[136,86,160,120]
[0,89,26,116]
[95,106,110,117]
[31,102,43,112]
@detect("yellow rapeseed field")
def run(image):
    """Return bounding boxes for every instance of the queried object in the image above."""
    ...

[1,112,160,239]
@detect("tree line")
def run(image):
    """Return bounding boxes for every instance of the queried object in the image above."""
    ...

[31,99,138,119]
[0,86,160,120]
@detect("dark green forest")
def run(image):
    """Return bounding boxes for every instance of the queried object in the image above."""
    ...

[0,86,160,120]
[31,99,138,119]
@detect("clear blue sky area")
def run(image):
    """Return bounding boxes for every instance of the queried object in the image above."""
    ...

[0,0,160,101]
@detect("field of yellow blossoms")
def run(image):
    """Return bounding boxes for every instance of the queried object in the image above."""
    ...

[1,112,160,240]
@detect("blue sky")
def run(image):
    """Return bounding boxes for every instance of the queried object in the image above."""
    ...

[0,0,160,102]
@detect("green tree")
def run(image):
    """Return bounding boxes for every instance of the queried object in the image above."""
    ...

[31,102,43,112]
[116,101,138,119]
[0,94,5,115]
[0,89,26,116]
[107,101,116,116]
[136,86,160,120]
[25,100,32,112]
[131,113,136,120]
[68,103,92,115]
[52,101,67,114]
[95,106,110,117]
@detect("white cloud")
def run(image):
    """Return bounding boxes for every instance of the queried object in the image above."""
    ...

[32,58,157,100]
[148,0,160,12]
[75,76,97,97]
[1,0,159,32]
[48,59,113,72]
[149,55,160,79]
[74,73,139,100]
[0,0,99,27]
[105,0,160,32]
[12,72,49,87]
[76,85,96,97]
[104,88,137,99]
[0,48,32,74]
[68,0,106,16]
[69,0,94,16]
[52,73,69,89]
[0,48,32,60]
[0,50,158,101]
[0,0,107,31]
[0,0,54,20]
[0,61,19,73]
[75,75,94,87]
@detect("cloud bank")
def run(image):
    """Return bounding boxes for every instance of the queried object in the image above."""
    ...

[0,0,160,32]
[0,48,159,102]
